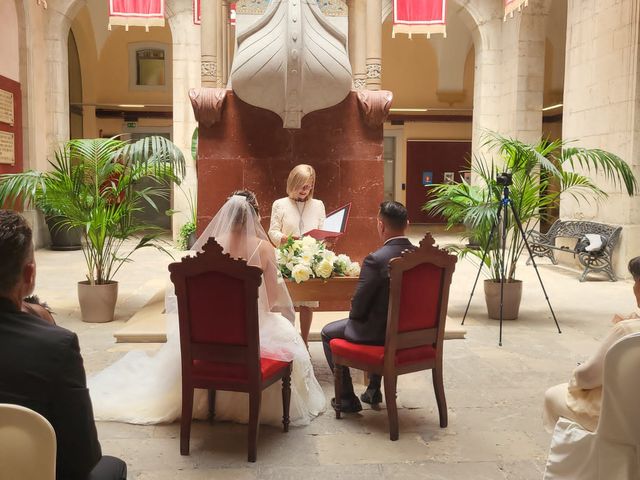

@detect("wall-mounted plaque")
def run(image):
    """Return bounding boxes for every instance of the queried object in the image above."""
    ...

[0,131,15,165]
[0,89,14,126]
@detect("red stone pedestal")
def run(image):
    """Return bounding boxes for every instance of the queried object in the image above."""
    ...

[197,91,384,265]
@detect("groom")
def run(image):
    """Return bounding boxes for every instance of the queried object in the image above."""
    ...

[321,201,414,412]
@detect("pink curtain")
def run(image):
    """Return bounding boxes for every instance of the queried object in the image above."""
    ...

[108,0,165,30]
[504,0,528,19]
[393,0,446,39]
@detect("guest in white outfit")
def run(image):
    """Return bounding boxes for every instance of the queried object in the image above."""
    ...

[269,164,326,345]
[543,256,640,432]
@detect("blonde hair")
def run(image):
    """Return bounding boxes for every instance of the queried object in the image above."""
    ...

[286,164,316,199]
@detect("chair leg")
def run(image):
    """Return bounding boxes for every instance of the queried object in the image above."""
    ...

[180,385,194,455]
[384,375,399,441]
[248,390,261,462]
[282,365,292,433]
[334,364,343,419]
[208,389,216,425]
[432,366,448,428]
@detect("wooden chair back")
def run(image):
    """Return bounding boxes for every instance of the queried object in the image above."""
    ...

[169,238,264,389]
[383,233,456,374]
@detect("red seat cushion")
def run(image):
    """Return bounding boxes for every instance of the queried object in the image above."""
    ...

[329,339,436,367]
[192,357,289,383]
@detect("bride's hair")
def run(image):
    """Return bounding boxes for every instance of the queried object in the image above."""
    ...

[228,190,260,226]
[229,190,259,214]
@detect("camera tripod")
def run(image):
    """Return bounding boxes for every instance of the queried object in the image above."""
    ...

[461,174,562,346]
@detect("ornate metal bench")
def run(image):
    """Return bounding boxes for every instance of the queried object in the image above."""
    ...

[526,220,622,282]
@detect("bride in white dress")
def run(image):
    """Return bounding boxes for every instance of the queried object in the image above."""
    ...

[88,191,326,427]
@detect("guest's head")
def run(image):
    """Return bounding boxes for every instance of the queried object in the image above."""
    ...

[228,190,260,229]
[628,256,640,307]
[286,164,316,201]
[377,201,408,241]
[0,210,36,307]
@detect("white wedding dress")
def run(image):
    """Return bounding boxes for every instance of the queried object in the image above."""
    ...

[88,195,326,427]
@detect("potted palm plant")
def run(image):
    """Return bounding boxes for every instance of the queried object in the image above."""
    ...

[425,132,637,319]
[0,136,185,322]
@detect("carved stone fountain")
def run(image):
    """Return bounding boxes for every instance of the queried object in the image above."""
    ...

[191,0,393,272]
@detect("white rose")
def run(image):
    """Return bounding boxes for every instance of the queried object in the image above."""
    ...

[346,262,361,277]
[337,254,351,264]
[300,252,314,266]
[292,264,312,283]
[314,258,334,279]
[323,250,336,264]
[302,235,316,247]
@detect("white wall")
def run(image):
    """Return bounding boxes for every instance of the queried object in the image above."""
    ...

[0,1,20,81]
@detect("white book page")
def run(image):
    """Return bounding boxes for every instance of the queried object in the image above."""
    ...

[322,208,346,233]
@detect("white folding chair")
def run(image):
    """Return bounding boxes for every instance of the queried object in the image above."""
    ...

[0,403,56,480]
[544,333,640,479]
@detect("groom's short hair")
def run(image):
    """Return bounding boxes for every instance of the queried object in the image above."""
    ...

[0,210,33,291]
[378,201,408,231]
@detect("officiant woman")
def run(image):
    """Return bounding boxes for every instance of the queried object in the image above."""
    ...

[269,164,326,345]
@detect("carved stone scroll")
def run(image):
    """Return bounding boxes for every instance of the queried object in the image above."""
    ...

[356,90,393,128]
[189,88,228,128]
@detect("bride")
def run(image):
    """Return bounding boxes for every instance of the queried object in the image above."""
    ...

[88,191,326,427]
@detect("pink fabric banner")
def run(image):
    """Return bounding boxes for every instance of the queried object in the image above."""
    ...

[393,0,446,39]
[504,0,528,19]
[109,0,165,31]
[192,1,236,26]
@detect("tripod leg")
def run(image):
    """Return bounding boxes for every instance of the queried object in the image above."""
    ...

[461,203,504,326]
[508,202,562,334]
[499,202,509,347]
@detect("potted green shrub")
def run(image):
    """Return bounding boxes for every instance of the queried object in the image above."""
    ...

[176,187,197,250]
[0,136,185,322]
[425,132,637,319]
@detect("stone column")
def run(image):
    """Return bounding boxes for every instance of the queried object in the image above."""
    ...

[200,0,218,87]
[365,0,382,90]
[215,0,223,87]
[168,0,201,238]
[222,0,229,85]
[348,0,367,89]
[562,0,640,277]
[499,4,547,144]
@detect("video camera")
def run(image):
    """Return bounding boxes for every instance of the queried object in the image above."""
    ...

[496,172,513,187]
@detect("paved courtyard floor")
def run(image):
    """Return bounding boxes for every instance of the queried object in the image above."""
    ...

[32,227,637,479]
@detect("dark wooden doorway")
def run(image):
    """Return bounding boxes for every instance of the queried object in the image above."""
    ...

[406,140,471,224]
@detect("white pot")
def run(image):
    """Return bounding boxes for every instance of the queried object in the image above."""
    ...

[77,281,118,323]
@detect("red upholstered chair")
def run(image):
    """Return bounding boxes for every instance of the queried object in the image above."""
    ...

[168,238,292,462]
[331,234,456,440]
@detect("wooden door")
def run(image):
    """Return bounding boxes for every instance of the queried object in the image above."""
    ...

[406,140,471,224]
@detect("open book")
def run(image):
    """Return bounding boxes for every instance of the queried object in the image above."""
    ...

[304,203,351,241]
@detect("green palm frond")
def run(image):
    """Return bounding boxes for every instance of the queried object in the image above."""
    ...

[0,135,186,285]
[423,130,637,281]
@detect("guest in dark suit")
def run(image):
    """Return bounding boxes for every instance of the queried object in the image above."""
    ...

[0,210,126,480]
[321,201,414,413]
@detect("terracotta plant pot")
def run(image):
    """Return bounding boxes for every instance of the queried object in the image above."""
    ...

[77,281,118,323]
[483,279,523,320]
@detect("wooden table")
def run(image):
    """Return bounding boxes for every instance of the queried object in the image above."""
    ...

[285,276,359,303]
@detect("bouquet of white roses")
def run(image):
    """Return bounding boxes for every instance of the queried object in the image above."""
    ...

[276,235,361,283]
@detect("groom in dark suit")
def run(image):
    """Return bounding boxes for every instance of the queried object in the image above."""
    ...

[321,201,414,412]
[0,210,126,480]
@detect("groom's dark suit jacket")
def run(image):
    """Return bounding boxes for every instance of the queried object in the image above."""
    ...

[345,237,415,345]
[0,297,102,480]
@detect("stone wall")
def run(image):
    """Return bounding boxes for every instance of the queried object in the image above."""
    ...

[197,91,384,264]
[562,0,640,276]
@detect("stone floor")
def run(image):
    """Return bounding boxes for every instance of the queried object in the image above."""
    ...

[32,227,637,479]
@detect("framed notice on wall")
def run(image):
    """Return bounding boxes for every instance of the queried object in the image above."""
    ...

[0,89,14,126]
[0,75,22,173]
